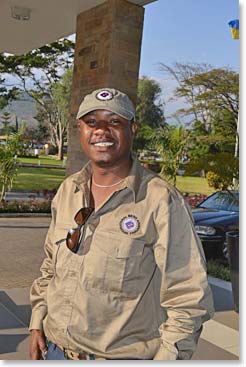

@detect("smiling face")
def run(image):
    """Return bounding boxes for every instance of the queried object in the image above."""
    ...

[78,109,137,169]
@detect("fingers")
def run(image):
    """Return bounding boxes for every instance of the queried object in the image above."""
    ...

[29,346,39,360]
[39,337,48,360]
[29,329,47,360]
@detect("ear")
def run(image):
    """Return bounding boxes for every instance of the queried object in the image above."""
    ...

[131,121,138,137]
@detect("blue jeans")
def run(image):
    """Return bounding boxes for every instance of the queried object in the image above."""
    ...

[45,341,67,360]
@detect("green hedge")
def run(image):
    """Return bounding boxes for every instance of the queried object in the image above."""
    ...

[0,200,51,213]
[207,260,231,281]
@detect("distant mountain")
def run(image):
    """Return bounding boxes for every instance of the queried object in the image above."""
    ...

[0,92,38,129]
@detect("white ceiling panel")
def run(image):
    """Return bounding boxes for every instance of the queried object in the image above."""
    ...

[0,0,156,55]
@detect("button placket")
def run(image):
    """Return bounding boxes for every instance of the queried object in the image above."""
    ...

[62,257,81,328]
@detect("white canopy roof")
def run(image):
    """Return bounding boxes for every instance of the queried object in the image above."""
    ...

[1,0,156,55]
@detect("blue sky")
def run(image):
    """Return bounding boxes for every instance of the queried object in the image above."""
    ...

[140,0,239,76]
[139,0,239,119]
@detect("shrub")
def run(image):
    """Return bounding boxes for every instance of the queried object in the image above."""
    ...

[0,200,51,213]
[39,188,57,200]
[207,171,226,190]
[207,259,231,281]
[184,193,207,208]
[0,132,23,200]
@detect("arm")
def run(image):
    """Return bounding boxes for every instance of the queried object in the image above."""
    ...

[29,196,58,359]
[29,200,57,330]
[153,191,214,360]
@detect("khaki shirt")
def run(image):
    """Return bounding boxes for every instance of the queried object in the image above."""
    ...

[29,156,214,360]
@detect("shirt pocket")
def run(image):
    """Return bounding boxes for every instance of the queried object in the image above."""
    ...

[52,225,81,276]
[47,226,82,324]
[83,231,146,298]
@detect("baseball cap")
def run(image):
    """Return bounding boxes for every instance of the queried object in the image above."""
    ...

[76,88,135,121]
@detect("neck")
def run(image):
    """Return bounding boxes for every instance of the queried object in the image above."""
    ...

[91,159,132,187]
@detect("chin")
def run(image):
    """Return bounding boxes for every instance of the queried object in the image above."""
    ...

[93,158,114,167]
[89,151,115,165]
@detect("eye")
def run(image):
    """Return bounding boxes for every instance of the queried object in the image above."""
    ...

[110,119,121,126]
[84,119,96,127]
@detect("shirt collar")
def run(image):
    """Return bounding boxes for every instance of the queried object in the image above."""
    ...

[72,154,147,202]
[72,160,91,190]
[123,154,143,202]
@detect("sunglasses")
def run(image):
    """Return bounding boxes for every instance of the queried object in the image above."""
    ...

[66,207,94,253]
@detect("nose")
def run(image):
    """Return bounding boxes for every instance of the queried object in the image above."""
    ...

[94,120,110,134]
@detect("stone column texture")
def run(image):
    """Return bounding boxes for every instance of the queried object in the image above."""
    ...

[66,0,144,176]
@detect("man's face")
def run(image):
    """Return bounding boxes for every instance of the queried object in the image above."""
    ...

[78,109,137,168]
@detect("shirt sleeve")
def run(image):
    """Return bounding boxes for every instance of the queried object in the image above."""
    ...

[29,195,58,331]
[153,191,214,360]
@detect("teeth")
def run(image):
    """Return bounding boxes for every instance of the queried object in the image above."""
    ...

[94,142,114,147]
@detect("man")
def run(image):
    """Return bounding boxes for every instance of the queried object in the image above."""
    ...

[29,88,214,360]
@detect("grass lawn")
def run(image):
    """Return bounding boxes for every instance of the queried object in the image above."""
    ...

[11,166,216,196]
[176,176,216,196]
[12,167,65,191]
[19,155,65,166]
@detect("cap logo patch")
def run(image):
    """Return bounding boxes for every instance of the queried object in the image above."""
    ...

[96,90,113,101]
[120,215,140,234]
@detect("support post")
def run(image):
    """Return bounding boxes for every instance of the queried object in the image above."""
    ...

[66,0,144,175]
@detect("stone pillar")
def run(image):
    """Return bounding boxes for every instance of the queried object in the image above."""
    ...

[66,0,144,176]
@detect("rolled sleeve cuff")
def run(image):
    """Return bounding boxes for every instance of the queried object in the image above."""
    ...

[153,347,177,360]
[29,307,47,331]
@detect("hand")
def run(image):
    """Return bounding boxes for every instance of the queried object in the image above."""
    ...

[29,329,47,360]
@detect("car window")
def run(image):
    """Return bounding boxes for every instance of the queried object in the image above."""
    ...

[228,200,239,212]
[199,192,239,212]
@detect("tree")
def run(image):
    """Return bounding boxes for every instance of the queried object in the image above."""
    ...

[0,129,24,201]
[34,67,73,159]
[185,152,239,193]
[0,38,74,160]
[136,77,165,128]
[184,108,239,191]
[133,122,155,152]
[160,62,238,126]
[51,67,73,159]
[0,111,13,135]
[22,124,48,145]
[160,62,239,187]
[155,124,191,187]
[0,76,18,110]
[134,77,165,151]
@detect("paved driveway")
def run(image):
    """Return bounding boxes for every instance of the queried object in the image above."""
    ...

[0,217,51,289]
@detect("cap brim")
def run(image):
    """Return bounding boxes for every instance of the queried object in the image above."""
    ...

[77,106,134,121]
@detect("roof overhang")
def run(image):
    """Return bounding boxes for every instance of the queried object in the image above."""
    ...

[1,0,156,55]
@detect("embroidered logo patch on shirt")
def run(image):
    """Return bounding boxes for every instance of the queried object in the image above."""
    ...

[120,215,140,234]
[96,90,113,101]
